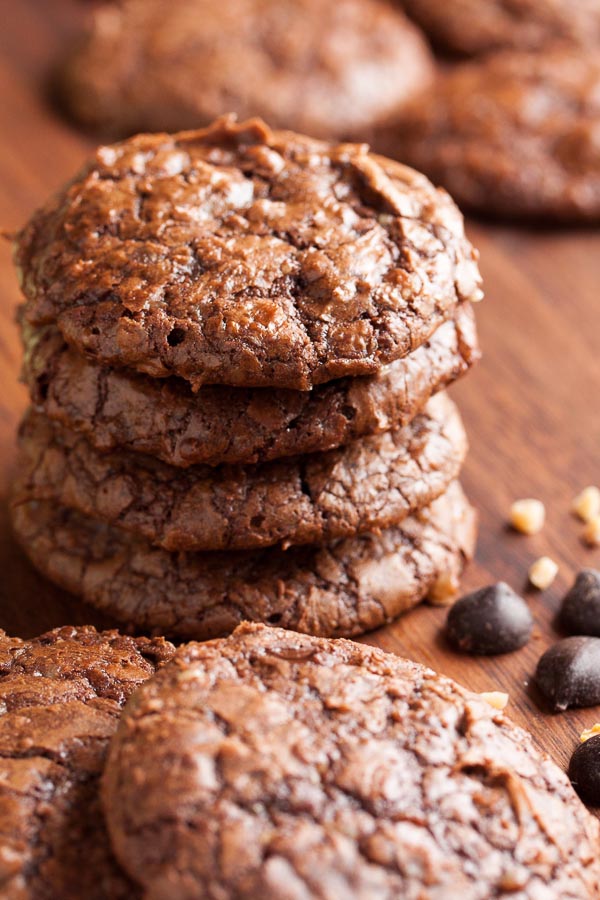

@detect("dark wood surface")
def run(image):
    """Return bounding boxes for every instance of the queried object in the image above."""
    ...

[1,0,600,788]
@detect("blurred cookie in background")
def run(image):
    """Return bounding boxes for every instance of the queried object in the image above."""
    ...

[377,49,600,223]
[57,0,435,139]
[399,0,600,56]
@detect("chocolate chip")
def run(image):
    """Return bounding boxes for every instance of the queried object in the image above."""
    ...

[569,734,600,806]
[446,582,533,655]
[560,569,600,636]
[535,636,600,711]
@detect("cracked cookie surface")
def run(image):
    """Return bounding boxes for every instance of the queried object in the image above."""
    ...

[10,481,476,640]
[59,0,434,139]
[16,117,482,390]
[101,622,600,899]
[0,625,174,899]
[23,305,479,467]
[15,392,467,552]
[384,49,600,222]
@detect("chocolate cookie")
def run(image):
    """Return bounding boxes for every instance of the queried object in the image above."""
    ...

[101,622,600,899]
[58,0,434,139]
[16,117,482,390]
[385,49,600,222]
[11,481,476,639]
[0,625,174,899]
[23,305,479,467]
[15,392,467,552]
[401,0,600,56]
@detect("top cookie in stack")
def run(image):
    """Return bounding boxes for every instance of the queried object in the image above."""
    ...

[11,116,483,641]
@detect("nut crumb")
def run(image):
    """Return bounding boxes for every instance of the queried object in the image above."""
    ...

[572,486,600,523]
[428,571,460,606]
[528,556,558,590]
[510,499,545,535]
[580,724,600,743]
[480,691,509,710]
[582,515,600,547]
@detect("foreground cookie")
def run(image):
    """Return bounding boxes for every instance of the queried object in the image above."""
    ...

[0,625,173,899]
[387,49,600,222]
[401,0,600,55]
[59,0,434,139]
[11,482,476,639]
[23,306,479,467]
[102,622,600,899]
[16,392,466,552]
[16,117,482,390]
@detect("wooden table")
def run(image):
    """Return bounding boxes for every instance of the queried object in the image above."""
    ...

[1,0,600,787]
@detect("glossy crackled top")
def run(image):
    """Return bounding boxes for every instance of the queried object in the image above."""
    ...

[16,117,482,389]
[0,626,173,899]
[102,623,600,899]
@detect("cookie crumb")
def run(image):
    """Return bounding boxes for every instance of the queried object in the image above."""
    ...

[480,691,509,710]
[428,571,459,606]
[583,516,600,547]
[528,556,558,590]
[580,723,600,743]
[510,499,545,535]
[572,486,600,523]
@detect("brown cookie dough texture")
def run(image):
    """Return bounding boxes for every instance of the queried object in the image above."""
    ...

[58,0,435,139]
[401,0,600,55]
[15,117,482,390]
[11,481,476,640]
[386,49,600,222]
[101,623,600,900]
[15,392,467,552]
[0,625,174,899]
[22,304,479,467]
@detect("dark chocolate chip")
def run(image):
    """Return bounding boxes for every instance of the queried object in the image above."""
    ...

[535,636,600,711]
[569,734,600,806]
[446,582,533,655]
[560,569,600,636]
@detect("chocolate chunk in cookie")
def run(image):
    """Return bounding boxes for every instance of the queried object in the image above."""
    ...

[11,481,476,640]
[0,625,173,899]
[101,622,600,899]
[16,117,482,389]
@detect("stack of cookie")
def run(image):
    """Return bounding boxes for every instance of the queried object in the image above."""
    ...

[11,117,483,641]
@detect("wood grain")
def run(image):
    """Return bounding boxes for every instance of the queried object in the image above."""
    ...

[1,0,600,790]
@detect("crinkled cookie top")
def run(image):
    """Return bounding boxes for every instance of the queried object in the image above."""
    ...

[0,625,174,899]
[16,117,482,389]
[102,623,600,899]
